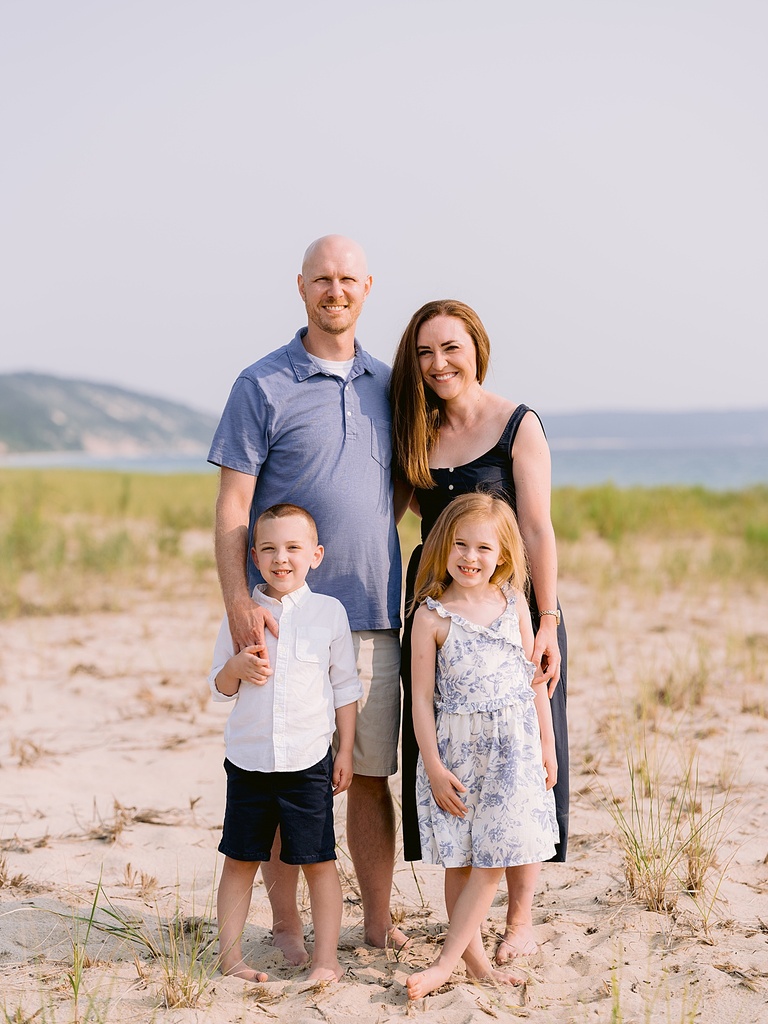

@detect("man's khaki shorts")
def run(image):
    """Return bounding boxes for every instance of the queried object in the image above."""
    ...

[336,628,401,777]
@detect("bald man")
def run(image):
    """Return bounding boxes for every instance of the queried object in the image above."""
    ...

[208,236,406,966]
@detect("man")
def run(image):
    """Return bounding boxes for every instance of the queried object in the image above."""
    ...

[208,235,406,962]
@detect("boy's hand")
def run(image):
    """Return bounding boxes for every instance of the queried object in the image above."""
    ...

[541,741,558,790]
[332,750,353,796]
[428,766,468,818]
[231,645,272,685]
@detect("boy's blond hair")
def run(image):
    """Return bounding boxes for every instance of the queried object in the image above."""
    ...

[412,492,528,610]
[254,503,319,545]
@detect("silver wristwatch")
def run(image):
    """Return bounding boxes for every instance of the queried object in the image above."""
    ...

[539,609,561,626]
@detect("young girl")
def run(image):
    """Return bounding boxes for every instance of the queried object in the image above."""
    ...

[407,492,559,1000]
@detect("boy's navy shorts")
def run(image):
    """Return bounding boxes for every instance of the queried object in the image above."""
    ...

[218,748,336,864]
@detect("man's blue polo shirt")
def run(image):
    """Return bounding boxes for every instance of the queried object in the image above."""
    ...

[208,329,402,631]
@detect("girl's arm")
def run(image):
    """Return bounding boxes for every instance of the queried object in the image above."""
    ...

[517,592,557,790]
[533,680,557,790]
[512,412,561,695]
[411,605,468,817]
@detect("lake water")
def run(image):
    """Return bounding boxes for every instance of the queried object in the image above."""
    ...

[550,445,768,489]
[1,446,767,490]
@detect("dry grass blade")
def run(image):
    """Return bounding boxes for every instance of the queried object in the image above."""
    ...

[605,737,738,922]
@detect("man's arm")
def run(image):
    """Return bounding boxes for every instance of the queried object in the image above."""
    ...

[214,467,278,660]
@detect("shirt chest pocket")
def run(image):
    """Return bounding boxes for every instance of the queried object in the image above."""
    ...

[370,418,392,469]
[295,627,332,665]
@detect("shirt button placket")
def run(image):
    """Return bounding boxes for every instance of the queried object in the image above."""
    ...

[274,603,290,769]
[344,381,357,440]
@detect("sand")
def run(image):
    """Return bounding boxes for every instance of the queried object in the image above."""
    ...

[1,556,767,1022]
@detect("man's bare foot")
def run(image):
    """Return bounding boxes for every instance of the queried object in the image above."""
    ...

[307,962,344,982]
[407,961,453,1000]
[221,959,269,982]
[494,925,538,965]
[272,927,309,966]
[365,923,411,952]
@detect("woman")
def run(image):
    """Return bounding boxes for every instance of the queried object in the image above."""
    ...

[391,299,568,964]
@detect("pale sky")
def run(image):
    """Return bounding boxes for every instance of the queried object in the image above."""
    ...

[1,1,766,417]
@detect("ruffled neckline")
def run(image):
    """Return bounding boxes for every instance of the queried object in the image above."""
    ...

[425,592,516,639]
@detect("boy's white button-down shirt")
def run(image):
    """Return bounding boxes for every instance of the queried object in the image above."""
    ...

[209,584,363,773]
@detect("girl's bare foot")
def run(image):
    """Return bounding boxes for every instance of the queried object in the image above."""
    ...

[465,945,525,985]
[406,961,453,1000]
[272,927,310,966]
[494,925,538,965]
[307,961,344,982]
[467,961,524,985]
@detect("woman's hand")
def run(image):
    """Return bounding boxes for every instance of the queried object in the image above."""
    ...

[531,616,561,697]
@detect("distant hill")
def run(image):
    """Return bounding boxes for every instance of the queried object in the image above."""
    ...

[1,371,766,460]
[0,372,218,455]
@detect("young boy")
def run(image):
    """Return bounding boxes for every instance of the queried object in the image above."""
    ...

[209,503,362,982]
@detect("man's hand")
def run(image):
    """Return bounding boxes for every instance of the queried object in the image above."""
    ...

[228,596,278,679]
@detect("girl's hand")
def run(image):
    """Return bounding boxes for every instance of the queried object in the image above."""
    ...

[541,740,558,791]
[428,767,469,818]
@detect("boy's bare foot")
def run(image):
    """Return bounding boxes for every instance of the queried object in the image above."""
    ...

[365,923,411,952]
[221,960,269,983]
[307,962,344,982]
[406,961,453,1000]
[272,927,309,965]
[494,925,538,965]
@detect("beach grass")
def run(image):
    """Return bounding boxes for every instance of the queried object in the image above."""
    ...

[0,469,218,616]
[2,471,767,619]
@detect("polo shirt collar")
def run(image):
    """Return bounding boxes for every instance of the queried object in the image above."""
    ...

[252,582,312,609]
[287,328,377,382]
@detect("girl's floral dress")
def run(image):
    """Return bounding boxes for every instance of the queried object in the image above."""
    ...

[416,593,558,867]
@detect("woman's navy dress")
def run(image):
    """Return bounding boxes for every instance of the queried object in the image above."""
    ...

[400,403,569,861]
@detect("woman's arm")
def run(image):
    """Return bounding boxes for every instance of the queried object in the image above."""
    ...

[394,479,415,524]
[411,605,468,817]
[512,412,561,695]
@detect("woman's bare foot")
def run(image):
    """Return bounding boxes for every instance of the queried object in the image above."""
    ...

[221,959,269,983]
[494,925,538,965]
[272,927,310,966]
[307,961,344,982]
[365,923,411,952]
[406,961,453,1000]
